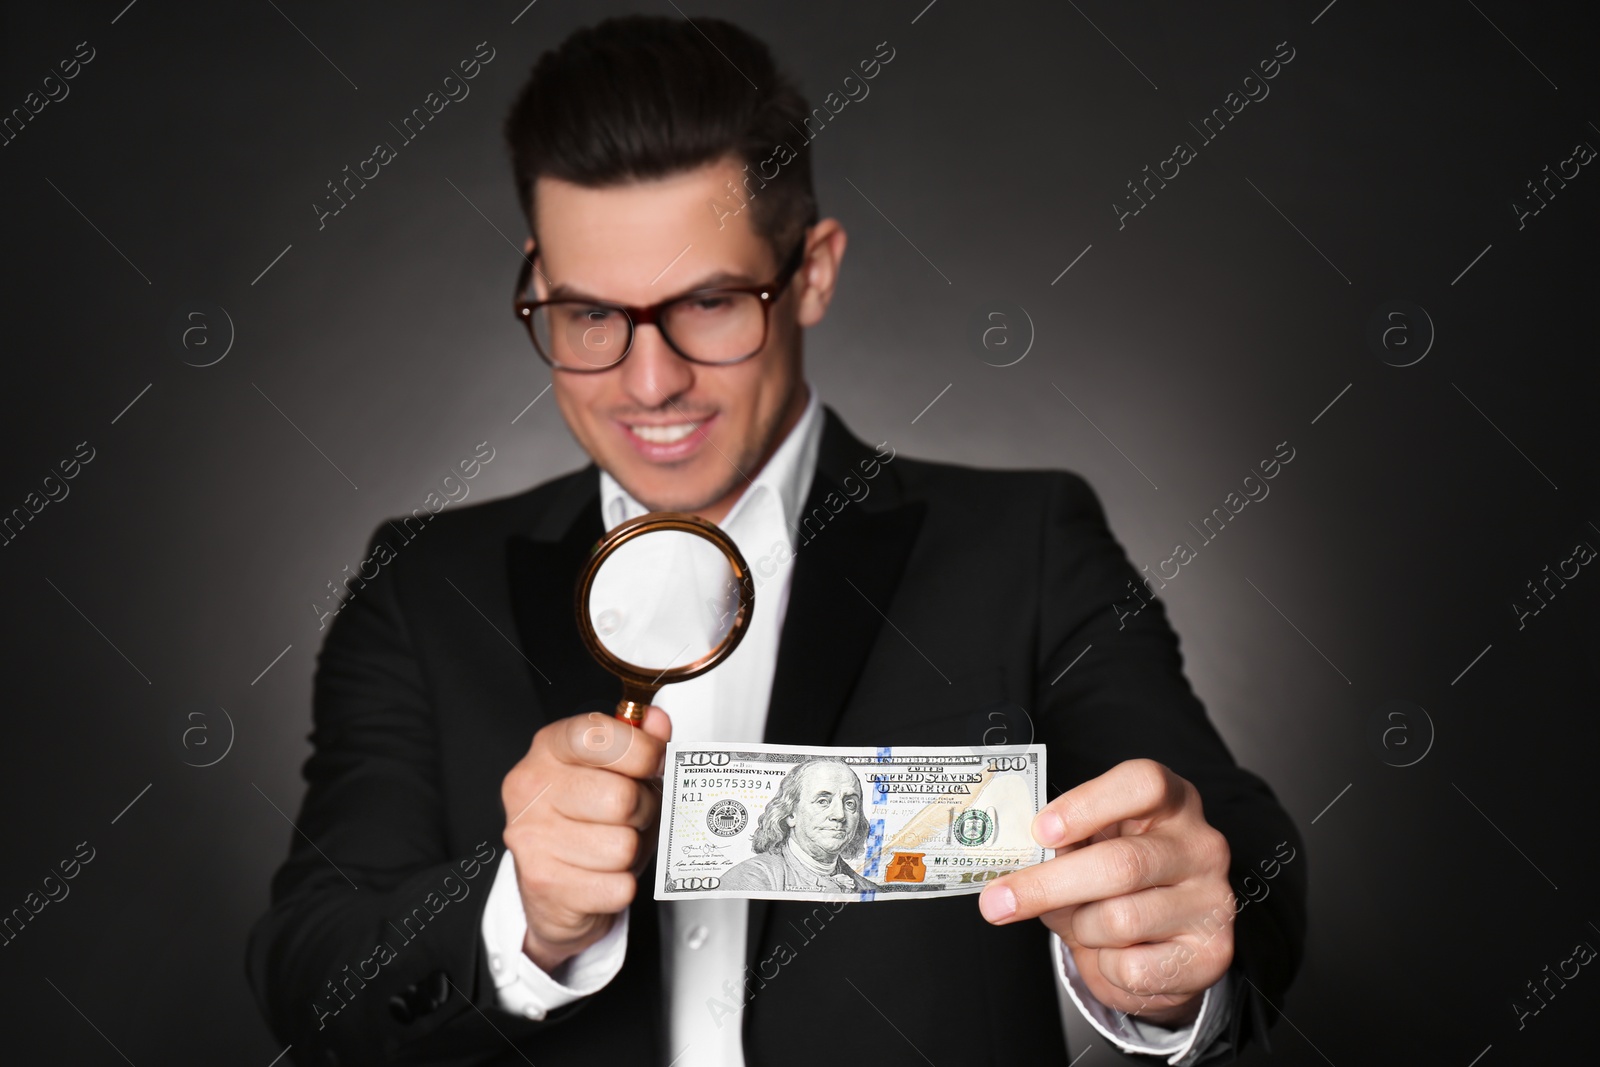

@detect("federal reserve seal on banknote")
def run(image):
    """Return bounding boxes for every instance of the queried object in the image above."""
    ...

[654,742,1050,902]
[706,798,748,836]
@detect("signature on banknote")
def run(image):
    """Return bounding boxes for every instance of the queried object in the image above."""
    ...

[682,843,729,859]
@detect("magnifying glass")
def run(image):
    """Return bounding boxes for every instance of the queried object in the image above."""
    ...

[576,512,756,727]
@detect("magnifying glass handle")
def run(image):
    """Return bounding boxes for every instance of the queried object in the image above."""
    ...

[614,682,662,728]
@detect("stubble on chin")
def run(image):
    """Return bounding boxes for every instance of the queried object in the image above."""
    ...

[626,464,751,515]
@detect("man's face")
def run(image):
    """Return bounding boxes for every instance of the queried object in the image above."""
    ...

[787,762,862,864]
[530,156,825,521]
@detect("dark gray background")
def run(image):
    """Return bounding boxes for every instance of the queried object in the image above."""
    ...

[2,0,1596,1062]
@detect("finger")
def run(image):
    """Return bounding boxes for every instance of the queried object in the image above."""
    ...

[1094,936,1231,1004]
[1032,759,1186,849]
[638,705,672,749]
[979,833,1185,924]
[539,821,644,874]
[502,763,557,827]
[552,710,669,779]
[1069,885,1236,949]
[546,768,661,830]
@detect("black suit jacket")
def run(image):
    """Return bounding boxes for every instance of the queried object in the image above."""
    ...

[247,406,1306,1066]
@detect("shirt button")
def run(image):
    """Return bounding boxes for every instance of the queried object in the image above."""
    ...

[490,953,502,974]
[683,924,710,949]
[523,1004,542,1020]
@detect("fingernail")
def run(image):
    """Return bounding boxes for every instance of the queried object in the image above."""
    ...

[1034,811,1066,847]
[979,885,1016,923]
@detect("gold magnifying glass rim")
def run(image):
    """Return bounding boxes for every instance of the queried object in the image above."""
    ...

[574,511,757,691]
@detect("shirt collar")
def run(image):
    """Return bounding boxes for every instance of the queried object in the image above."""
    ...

[598,386,823,536]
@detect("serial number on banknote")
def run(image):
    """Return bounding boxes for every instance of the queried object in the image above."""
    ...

[654,742,1050,902]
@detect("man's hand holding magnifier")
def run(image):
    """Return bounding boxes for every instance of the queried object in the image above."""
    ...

[500,706,672,975]
[977,758,1235,1027]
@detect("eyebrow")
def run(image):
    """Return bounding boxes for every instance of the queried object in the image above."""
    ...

[546,267,761,303]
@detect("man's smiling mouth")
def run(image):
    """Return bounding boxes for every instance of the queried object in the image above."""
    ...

[626,421,702,444]
[615,412,719,461]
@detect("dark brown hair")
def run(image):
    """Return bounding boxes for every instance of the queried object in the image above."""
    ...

[504,14,818,262]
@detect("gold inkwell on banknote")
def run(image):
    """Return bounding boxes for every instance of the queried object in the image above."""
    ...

[576,512,756,726]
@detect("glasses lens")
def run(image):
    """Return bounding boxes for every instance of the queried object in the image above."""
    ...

[531,302,630,369]
[662,291,766,363]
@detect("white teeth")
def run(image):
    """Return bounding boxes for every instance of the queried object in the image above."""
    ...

[629,422,698,444]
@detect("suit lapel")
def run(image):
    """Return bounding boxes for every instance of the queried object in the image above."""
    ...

[761,471,926,745]
[747,407,926,976]
[505,468,620,725]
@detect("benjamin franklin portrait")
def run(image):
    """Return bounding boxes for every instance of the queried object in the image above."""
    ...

[720,758,877,894]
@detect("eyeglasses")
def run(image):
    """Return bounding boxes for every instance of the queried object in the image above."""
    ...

[514,237,808,372]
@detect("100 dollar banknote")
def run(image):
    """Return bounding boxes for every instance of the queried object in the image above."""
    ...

[653,742,1050,902]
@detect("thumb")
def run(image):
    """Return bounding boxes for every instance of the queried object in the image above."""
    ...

[639,704,672,745]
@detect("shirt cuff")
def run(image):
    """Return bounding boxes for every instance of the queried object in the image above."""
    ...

[1053,932,1231,1065]
[479,849,629,1020]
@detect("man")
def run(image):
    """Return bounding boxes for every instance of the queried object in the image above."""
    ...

[720,758,877,894]
[248,15,1305,1066]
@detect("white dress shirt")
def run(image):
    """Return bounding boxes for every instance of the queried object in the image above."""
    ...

[479,385,1230,1064]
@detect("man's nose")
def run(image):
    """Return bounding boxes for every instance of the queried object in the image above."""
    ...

[618,323,694,408]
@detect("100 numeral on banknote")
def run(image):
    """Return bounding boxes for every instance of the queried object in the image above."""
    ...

[654,743,1050,902]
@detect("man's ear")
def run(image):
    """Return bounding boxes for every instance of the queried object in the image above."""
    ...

[795,218,847,329]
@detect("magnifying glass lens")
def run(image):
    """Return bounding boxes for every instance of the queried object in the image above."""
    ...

[576,514,755,726]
